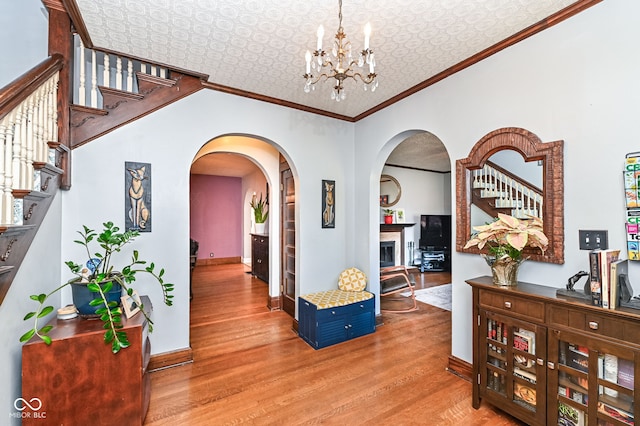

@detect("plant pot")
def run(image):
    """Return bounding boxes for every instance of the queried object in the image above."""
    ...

[483,255,523,286]
[384,215,393,224]
[71,279,123,318]
[255,222,267,234]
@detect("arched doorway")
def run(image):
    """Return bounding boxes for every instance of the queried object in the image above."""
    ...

[189,135,298,317]
[376,131,453,311]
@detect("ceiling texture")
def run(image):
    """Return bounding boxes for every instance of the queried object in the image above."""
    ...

[69,0,594,175]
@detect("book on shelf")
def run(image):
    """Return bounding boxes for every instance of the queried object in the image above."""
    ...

[599,249,621,308]
[626,213,640,261]
[513,366,536,384]
[514,381,536,406]
[602,354,619,398]
[589,249,603,306]
[598,401,634,425]
[513,330,533,353]
[617,358,634,389]
[558,401,586,426]
[610,259,628,309]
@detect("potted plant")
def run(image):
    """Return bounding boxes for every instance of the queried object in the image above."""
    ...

[250,192,269,234]
[383,208,395,224]
[20,221,174,353]
[463,213,548,286]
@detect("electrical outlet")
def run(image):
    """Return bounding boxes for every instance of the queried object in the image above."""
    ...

[578,230,608,250]
[209,252,214,257]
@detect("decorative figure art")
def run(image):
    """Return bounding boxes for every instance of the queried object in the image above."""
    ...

[125,162,151,232]
[322,179,335,228]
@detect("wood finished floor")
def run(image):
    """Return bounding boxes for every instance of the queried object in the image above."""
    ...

[145,264,523,425]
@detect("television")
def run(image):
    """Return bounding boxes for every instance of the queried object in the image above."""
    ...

[419,215,451,251]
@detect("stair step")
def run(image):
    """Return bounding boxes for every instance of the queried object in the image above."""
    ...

[0,266,14,275]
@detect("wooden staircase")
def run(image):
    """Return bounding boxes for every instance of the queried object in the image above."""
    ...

[70,70,203,148]
[470,160,543,220]
[0,5,206,304]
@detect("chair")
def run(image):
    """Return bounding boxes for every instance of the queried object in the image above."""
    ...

[380,265,418,312]
[189,238,199,300]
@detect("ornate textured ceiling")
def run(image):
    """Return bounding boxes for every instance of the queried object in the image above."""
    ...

[73,0,582,120]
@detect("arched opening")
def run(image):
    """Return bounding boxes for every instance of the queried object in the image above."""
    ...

[188,134,298,317]
[375,130,453,312]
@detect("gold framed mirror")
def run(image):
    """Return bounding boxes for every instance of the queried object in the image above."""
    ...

[380,174,401,207]
[455,127,564,264]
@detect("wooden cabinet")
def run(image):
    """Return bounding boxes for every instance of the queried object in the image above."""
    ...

[251,233,269,283]
[21,298,152,425]
[468,276,640,426]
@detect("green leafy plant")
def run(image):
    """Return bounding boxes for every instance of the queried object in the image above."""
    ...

[463,213,548,260]
[250,193,269,223]
[383,208,394,216]
[20,221,174,354]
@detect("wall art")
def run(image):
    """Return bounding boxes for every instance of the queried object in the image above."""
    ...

[125,161,151,232]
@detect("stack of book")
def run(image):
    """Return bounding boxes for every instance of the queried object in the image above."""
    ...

[588,249,628,309]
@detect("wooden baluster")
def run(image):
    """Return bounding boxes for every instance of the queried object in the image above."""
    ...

[91,50,98,108]
[78,36,86,107]
[116,56,123,90]
[141,63,147,74]
[103,52,110,91]
[51,74,59,143]
[127,59,133,92]
[160,67,166,79]
[150,65,157,76]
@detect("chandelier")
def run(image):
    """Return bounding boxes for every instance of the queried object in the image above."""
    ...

[303,0,378,102]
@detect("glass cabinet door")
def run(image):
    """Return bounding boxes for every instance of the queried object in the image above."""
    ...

[550,330,637,426]
[480,310,546,425]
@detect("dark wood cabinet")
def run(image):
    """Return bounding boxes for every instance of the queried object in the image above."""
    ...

[251,233,269,283]
[21,298,152,425]
[468,276,640,426]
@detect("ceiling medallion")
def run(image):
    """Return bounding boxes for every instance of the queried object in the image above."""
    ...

[303,0,378,102]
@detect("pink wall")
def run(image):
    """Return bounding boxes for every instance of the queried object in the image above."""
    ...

[190,174,242,260]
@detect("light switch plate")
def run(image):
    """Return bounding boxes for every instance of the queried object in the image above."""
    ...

[578,230,608,250]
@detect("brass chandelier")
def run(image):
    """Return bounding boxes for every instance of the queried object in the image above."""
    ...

[303,0,378,102]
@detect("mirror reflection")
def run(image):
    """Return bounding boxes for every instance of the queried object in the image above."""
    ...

[470,150,543,229]
[380,174,401,207]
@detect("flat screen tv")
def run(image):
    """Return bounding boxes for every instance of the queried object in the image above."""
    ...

[419,215,451,251]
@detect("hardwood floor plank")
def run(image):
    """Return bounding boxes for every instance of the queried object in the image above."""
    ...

[145,264,523,425]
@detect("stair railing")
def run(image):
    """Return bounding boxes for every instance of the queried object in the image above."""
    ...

[472,161,543,219]
[0,55,63,226]
[74,34,168,108]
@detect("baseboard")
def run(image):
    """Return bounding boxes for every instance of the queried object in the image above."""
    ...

[268,295,281,311]
[148,347,194,371]
[447,355,472,382]
[196,256,241,266]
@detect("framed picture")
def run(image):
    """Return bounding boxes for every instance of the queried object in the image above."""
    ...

[125,161,152,232]
[322,179,335,228]
[380,194,389,206]
[396,208,406,223]
[121,290,141,318]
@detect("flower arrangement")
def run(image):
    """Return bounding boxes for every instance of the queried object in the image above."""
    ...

[464,213,548,260]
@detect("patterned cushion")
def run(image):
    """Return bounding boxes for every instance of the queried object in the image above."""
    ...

[337,267,367,291]
[300,289,374,309]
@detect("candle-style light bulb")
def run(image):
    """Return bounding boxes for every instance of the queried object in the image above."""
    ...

[364,23,371,50]
[305,50,311,74]
[317,25,324,51]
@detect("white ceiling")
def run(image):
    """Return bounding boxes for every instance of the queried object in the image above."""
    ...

[74,0,579,120]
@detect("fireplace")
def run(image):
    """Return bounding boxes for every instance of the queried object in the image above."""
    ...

[380,241,395,267]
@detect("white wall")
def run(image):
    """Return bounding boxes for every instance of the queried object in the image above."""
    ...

[354,0,640,364]
[61,90,355,355]
[0,0,48,88]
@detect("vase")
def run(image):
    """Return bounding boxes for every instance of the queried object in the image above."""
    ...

[483,255,523,286]
[71,279,123,318]
[384,215,393,224]
[255,222,267,234]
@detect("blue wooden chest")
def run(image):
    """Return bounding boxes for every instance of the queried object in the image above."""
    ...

[298,290,375,349]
